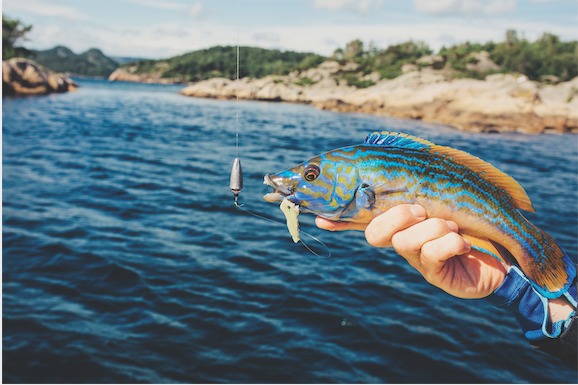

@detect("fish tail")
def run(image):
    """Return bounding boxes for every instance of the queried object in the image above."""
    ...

[513,222,576,299]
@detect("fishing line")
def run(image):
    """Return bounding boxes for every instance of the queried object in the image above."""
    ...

[235,0,240,159]
[229,0,242,205]
[234,203,332,259]
[228,1,331,258]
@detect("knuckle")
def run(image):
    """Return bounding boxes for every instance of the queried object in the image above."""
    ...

[429,218,449,231]
[390,231,408,251]
[365,226,389,247]
[446,232,466,251]
[420,240,439,260]
[422,232,466,261]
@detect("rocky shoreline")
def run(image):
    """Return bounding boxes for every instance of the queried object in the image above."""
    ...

[179,61,578,134]
[2,58,77,96]
[108,67,184,84]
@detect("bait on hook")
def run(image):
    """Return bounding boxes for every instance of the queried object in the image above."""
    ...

[228,157,331,258]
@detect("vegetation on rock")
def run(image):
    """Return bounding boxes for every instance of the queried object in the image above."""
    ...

[331,31,577,84]
[332,39,433,80]
[119,46,325,82]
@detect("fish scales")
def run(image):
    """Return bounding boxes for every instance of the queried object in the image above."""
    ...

[333,145,551,259]
[264,131,576,299]
[354,146,548,259]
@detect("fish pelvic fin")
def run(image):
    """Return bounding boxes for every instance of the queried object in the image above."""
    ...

[461,234,504,262]
[364,131,535,213]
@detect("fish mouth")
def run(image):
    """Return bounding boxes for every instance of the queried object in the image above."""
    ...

[263,174,292,202]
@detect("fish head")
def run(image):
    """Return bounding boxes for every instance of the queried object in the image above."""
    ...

[263,149,362,219]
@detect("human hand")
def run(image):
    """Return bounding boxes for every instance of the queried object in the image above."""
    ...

[316,204,510,299]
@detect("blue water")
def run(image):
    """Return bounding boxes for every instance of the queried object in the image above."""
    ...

[3,78,577,383]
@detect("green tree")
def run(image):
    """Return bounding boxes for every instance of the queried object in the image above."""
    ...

[490,30,577,81]
[505,29,519,47]
[364,40,432,79]
[343,39,364,61]
[2,15,32,59]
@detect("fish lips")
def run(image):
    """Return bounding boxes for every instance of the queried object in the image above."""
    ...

[263,174,294,203]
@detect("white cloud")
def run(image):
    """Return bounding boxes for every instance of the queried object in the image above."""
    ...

[190,2,204,18]
[413,0,516,17]
[10,0,575,60]
[23,14,578,59]
[241,17,577,56]
[252,32,281,43]
[127,0,203,18]
[314,0,383,14]
[127,0,189,11]
[3,0,87,20]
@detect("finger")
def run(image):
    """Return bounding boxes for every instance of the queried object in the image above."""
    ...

[390,218,459,255]
[365,204,427,248]
[420,232,472,273]
[315,217,368,231]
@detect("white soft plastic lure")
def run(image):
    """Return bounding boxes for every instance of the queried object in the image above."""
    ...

[280,198,300,243]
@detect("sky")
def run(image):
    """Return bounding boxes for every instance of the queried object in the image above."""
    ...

[3,0,578,60]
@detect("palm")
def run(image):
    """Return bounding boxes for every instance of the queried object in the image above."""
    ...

[427,250,509,299]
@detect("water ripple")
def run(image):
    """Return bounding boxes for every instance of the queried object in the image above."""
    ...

[3,79,577,383]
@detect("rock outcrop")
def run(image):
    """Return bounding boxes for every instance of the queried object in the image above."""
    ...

[2,58,77,96]
[180,61,578,134]
[108,66,183,84]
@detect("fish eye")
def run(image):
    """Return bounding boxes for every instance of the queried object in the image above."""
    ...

[303,164,320,182]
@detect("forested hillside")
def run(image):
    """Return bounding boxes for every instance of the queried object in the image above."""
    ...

[119,46,325,82]
[33,46,119,77]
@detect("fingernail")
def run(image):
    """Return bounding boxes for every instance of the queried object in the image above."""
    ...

[410,205,426,219]
[463,237,472,252]
[445,220,459,233]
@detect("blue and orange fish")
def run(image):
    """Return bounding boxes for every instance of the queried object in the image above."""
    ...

[263,131,576,299]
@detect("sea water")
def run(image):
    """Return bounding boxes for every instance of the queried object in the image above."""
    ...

[3,78,577,383]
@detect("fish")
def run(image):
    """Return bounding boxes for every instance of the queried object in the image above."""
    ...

[263,131,576,299]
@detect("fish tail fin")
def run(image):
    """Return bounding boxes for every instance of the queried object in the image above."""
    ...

[515,225,576,299]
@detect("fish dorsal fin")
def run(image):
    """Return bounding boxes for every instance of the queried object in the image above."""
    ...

[365,131,434,150]
[364,131,535,213]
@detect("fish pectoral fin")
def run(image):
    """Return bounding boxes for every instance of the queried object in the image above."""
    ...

[461,234,504,263]
[370,183,408,197]
[358,183,376,207]
[338,183,376,219]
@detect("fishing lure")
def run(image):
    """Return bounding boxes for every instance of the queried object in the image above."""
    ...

[263,131,576,299]
[229,157,243,205]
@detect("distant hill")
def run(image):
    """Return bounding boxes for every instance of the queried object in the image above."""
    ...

[111,46,326,83]
[33,46,119,77]
[110,56,149,65]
